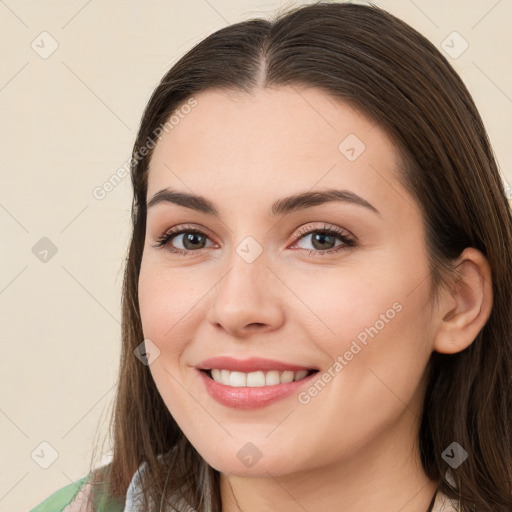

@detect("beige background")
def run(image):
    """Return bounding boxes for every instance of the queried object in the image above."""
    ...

[1,1,510,510]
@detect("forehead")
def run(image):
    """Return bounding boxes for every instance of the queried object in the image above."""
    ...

[145,86,408,220]
[150,86,381,161]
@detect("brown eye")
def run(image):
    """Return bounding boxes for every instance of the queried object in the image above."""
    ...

[291,225,355,255]
[176,231,208,250]
[153,228,214,254]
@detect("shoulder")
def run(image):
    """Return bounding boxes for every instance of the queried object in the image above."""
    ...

[28,475,89,512]
[28,470,125,512]
[29,453,181,512]
[432,489,462,512]
[124,455,192,512]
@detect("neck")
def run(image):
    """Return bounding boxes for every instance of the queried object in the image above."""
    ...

[219,410,439,512]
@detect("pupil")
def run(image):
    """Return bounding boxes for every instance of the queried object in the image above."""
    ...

[312,232,334,250]
[180,231,336,251]
[184,233,204,249]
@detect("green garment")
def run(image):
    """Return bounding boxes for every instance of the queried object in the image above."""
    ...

[28,474,124,512]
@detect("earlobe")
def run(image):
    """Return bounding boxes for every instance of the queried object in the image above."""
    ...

[433,247,493,355]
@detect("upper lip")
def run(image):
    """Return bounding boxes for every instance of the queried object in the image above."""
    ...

[196,356,317,373]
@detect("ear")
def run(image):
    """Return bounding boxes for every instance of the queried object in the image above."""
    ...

[433,247,493,354]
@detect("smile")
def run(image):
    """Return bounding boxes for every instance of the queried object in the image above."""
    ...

[207,369,313,387]
[196,356,320,408]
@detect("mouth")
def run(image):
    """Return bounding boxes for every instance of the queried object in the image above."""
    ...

[196,356,320,408]
[196,356,320,409]
[201,368,318,387]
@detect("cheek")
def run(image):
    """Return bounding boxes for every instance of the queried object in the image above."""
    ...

[137,262,199,356]
[137,263,202,426]
[288,257,432,374]
[284,265,401,345]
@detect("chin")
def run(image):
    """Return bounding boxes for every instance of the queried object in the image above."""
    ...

[207,457,286,477]
[195,444,299,477]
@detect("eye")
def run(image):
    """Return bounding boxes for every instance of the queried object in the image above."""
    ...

[151,225,215,255]
[290,224,355,255]
[151,223,355,256]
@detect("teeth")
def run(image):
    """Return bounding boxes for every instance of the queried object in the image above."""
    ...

[247,371,265,387]
[208,369,310,387]
[229,371,246,387]
[281,370,294,383]
[294,370,308,381]
[265,370,280,386]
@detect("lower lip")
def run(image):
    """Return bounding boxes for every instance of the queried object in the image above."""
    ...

[198,370,317,409]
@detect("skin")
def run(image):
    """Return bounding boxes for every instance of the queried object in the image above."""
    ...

[138,86,493,512]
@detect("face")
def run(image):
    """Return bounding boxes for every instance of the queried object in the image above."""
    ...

[138,86,435,477]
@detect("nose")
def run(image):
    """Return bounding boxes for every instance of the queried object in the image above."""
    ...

[206,251,285,338]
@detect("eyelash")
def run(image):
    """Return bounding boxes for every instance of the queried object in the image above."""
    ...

[151,223,355,257]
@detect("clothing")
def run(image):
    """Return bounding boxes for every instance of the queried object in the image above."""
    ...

[427,489,438,512]
[28,460,462,512]
[27,473,124,512]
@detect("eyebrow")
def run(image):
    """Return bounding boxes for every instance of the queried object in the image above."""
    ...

[146,187,380,217]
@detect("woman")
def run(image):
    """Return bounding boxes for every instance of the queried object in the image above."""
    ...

[29,2,512,511]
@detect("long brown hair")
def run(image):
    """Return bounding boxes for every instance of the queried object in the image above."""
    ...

[86,2,512,511]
